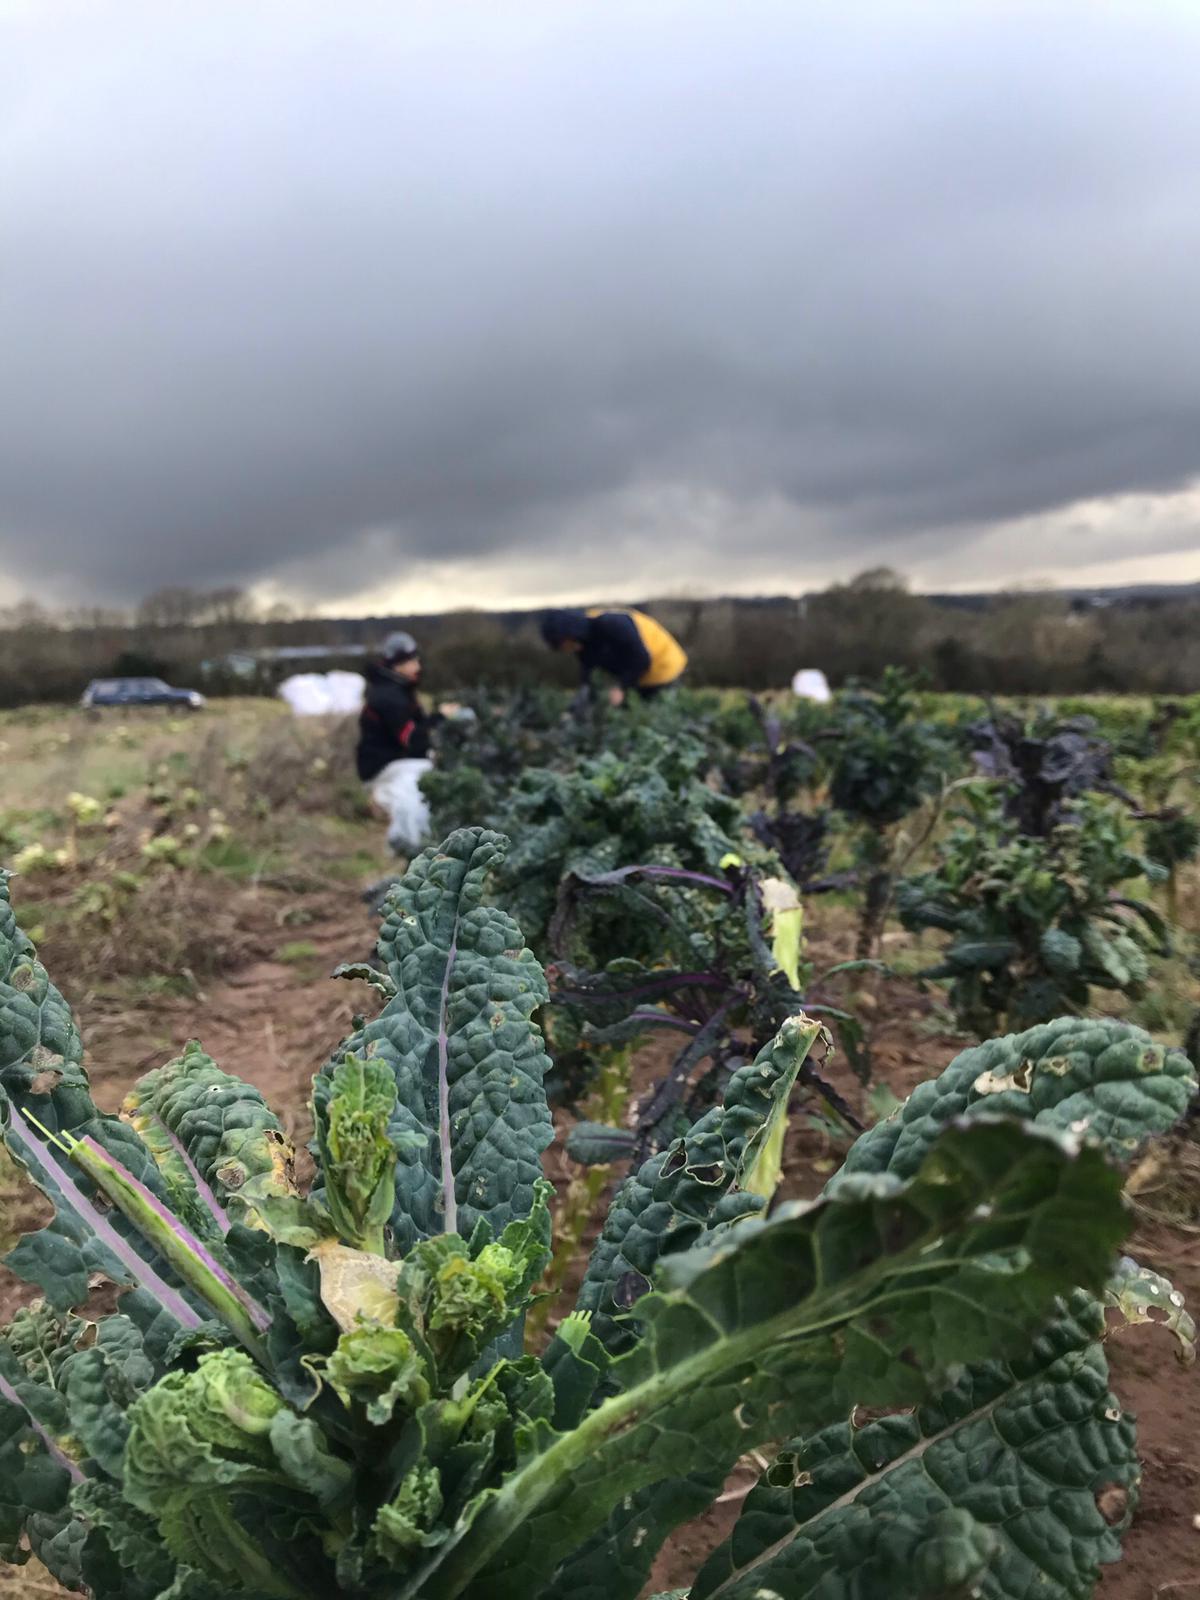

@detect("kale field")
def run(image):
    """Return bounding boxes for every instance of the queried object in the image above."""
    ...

[1,679,1198,1600]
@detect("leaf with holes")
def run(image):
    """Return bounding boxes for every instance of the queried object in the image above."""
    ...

[831,1016,1195,1184]
[1105,1255,1196,1364]
[691,1291,1137,1600]
[122,1041,300,1230]
[565,1013,825,1360]
[411,1119,1127,1600]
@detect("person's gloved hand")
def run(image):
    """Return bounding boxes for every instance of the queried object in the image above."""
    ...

[568,686,592,718]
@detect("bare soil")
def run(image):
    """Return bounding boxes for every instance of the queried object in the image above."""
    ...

[1,895,1197,1598]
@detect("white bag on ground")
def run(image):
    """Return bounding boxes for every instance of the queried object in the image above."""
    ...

[369,758,433,855]
[323,671,367,714]
[278,671,365,716]
[791,668,832,703]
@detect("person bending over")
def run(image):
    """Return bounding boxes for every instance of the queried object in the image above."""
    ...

[540,607,687,708]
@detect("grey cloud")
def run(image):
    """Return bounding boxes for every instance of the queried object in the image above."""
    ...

[2,0,1200,605]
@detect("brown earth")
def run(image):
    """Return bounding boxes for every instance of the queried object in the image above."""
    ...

[1,897,1197,1598]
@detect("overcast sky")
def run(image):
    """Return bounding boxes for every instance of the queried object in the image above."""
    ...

[3,0,1200,614]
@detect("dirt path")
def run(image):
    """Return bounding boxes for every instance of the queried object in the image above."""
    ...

[80,897,370,1134]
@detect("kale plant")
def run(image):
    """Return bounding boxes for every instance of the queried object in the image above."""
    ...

[421,687,753,849]
[1142,806,1200,924]
[483,728,748,963]
[722,695,838,891]
[420,685,575,843]
[967,706,1127,836]
[550,857,870,1166]
[899,787,1168,1035]
[826,668,963,957]
[0,835,1193,1600]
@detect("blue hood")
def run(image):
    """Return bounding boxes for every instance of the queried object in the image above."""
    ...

[540,608,590,647]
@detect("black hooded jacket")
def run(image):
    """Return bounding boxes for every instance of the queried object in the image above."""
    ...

[541,608,652,692]
[356,662,443,781]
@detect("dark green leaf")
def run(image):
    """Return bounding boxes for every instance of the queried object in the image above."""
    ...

[692,1293,1135,1600]
[318,829,554,1250]
[417,1119,1128,1600]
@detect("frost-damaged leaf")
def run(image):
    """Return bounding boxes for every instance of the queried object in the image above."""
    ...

[317,828,554,1249]
[735,1019,829,1202]
[692,1292,1136,1600]
[759,874,805,991]
[116,1094,229,1242]
[1106,1254,1196,1364]
[567,1014,824,1359]
[331,960,398,1000]
[122,1041,299,1230]
[415,1120,1127,1600]
[831,1015,1196,1185]
[306,1239,401,1332]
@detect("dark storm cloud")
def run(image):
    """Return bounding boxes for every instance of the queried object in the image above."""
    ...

[2,0,1200,604]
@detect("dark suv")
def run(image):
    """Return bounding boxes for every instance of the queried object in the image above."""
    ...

[81,677,207,711]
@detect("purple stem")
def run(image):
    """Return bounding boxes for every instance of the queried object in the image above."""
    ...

[4,1115,204,1333]
[606,865,734,894]
[437,927,460,1235]
[624,1009,702,1034]
[78,1137,271,1333]
[554,971,732,1007]
[160,1122,231,1233]
[0,1370,85,1484]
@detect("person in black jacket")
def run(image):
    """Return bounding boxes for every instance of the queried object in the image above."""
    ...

[355,631,458,782]
[540,607,687,709]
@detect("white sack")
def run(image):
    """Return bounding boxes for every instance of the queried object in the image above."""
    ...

[278,671,365,716]
[791,668,832,703]
[369,757,433,856]
[323,671,367,714]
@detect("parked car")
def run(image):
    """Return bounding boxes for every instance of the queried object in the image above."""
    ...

[80,677,206,711]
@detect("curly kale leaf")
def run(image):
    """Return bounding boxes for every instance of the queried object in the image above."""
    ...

[122,1349,339,1599]
[312,1053,401,1254]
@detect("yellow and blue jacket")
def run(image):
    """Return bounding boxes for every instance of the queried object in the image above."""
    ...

[580,608,688,690]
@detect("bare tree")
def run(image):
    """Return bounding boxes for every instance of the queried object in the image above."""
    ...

[136,587,206,628]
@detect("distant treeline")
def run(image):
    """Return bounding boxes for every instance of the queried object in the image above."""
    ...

[2,570,1199,707]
